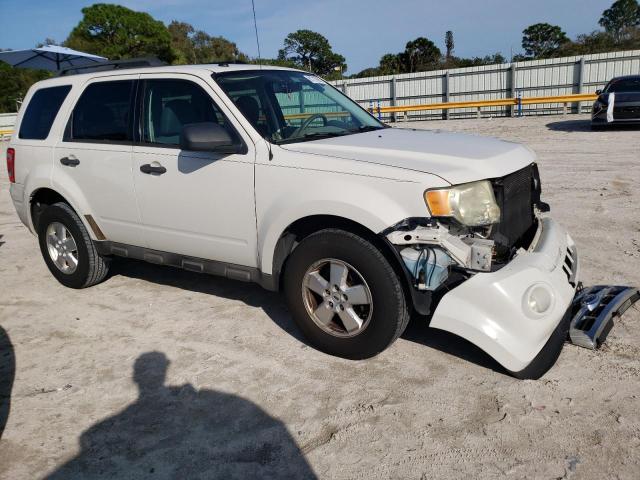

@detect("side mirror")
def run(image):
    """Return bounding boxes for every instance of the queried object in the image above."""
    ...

[180,122,237,153]
[595,89,602,95]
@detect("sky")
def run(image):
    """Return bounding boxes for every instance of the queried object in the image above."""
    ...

[0,0,617,73]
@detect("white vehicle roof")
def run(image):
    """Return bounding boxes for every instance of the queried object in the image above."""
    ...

[31,63,305,89]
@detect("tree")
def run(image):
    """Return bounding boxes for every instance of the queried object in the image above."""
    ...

[168,21,247,65]
[379,53,402,75]
[277,30,346,76]
[0,62,50,113]
[445,31,455,61]
[453,53,506,68]
[350,67,382,78]
[399,37,442,72]
[521,23,569,58]
[35,38,61,48]
[599,0,640,41]
[65,3,174,63]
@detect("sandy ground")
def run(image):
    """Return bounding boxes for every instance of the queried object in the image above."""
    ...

[0,114,639,479]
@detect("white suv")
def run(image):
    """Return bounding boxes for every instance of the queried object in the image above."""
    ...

[7,62,579,378]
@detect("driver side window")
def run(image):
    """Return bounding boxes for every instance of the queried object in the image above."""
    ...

[141,79,231,147]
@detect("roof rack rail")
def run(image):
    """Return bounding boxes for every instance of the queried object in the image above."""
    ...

[56,57,167,76]
[215,60,248,66]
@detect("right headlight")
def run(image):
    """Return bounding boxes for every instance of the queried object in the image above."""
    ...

[424,180,501,226]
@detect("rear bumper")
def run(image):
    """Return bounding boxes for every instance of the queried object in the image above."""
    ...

[430,216,578,372]
[9,183,30,230]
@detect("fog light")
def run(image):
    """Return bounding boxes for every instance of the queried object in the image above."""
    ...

[523,284,554,317]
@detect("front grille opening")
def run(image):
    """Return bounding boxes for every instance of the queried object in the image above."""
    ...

[490,164,538,261]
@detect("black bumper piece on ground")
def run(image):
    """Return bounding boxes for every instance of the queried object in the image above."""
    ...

[568,285,640,349]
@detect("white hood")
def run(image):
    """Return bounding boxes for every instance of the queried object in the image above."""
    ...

[280,127,535,185]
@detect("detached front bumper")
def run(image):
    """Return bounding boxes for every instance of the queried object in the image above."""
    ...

[430,217,578,372]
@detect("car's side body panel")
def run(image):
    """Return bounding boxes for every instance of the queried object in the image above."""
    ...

[254,142,448,275]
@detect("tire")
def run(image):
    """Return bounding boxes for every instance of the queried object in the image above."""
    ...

[37,202,109,289]
[283,229,410,360]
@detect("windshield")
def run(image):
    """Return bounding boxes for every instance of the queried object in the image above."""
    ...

[214,69,385,144]
[605,77,640,93]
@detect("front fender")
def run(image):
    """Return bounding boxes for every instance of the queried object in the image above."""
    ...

[256,162,447,274]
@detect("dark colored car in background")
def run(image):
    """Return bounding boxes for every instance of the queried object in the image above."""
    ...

[592,75,640,129]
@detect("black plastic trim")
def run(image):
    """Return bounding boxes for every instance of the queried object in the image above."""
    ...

[95,241,277,291]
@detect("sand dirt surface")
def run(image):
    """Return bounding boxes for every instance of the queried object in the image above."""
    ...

[0,115,639,479]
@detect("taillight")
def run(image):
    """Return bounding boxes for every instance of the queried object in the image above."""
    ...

[6,148,15,183]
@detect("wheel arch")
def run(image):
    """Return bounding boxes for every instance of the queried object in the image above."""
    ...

[29,187,100,240]
[269,214,414,304]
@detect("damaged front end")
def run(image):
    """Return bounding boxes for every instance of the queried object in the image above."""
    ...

[383,163,639,376]
[384,164,548,311]
[383,164,582,374]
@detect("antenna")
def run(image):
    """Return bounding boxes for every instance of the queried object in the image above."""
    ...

[251,0,263,69]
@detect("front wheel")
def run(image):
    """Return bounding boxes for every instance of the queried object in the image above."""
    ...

[37,202,110,289]
[284,229,410,359]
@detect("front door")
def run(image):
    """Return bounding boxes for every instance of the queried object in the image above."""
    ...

[132,74,257,267]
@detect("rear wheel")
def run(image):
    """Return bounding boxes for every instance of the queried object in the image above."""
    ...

[37,202,109,289]
[284,229,409,359]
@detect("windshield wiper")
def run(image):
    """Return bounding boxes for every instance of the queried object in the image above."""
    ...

[274,131,349,145]
[345,125,387,134]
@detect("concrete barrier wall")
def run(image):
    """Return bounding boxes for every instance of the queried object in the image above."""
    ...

[331,50,640,120]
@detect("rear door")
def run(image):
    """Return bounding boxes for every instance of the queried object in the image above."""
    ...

[132,74,257,267]
[53,75,143,246]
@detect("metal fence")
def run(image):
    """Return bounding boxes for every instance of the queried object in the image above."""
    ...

[331,49,640,121]
[0,113,16,140]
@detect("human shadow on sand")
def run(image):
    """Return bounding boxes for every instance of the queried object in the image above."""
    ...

[0,325,15,440]
[45,352,317,479]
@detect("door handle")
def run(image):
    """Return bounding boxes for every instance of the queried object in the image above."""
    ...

[60,156,80,167]
[140,163,167,175]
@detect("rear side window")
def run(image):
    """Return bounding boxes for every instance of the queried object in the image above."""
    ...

[66,80,135,143]
[19,85,71,140]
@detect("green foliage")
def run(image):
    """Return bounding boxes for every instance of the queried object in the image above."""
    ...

[65,3,174,63]
[445,31,455,60]
[453,53,506,68]
[558,28,640,56]
[0,62,50,113]
[522,23,570,58]
[599,0,640,41]
[400,37,442,73]
[168,21,247,64]
[379,53,403,75]
[277,29,346,76]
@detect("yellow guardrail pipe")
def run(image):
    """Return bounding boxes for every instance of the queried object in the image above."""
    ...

[378,93,598,115]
